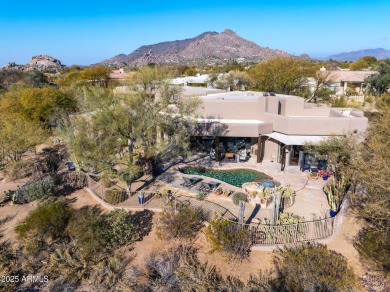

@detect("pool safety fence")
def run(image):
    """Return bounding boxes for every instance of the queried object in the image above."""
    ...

[85,173,342,246]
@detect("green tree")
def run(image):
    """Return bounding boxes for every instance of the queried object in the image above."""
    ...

[249,57,314,96]
[349,58,369,71]
[0,115,47,162]
[56,65,111,87]
[215,70,252,91]
[62,68,200,190]
[274,243,356,291]
[366,62,390,94]
[350,56,377,70]
[304,135,357,177]
[81,65,111,87]
[0,69,48,91]
[0,86,77,126]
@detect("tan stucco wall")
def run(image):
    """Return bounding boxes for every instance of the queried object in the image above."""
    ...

[194,93,368,137]
[264,114,368,135]
[263,139,280,162]
[198,99,263,120]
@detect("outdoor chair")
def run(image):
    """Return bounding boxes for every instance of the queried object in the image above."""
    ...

[238,149,248,161]
[181,176,202,188]
[199,181,212,193]
[225,152,235,162]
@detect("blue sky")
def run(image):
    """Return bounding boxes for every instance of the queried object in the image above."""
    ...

[1,0,389,66]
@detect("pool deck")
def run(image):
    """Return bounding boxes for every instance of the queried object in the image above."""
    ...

[151,154,329,223]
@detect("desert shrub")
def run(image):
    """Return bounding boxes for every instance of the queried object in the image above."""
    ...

[16,201,73,241]
[6,160,35,180]
[124,243,274,291]
[196,192,206,201]
[232,192,247,205]
[354,228,390,274]
[205,218,252,264]
[105,209,139,248]
[274,242,356,291]
[90,256,125,290]
[156,205,205,241]
[0,242,22,291]
[66,208,110,260]
[66,208,138,260]
[48,243,89,283]
[22,178,55,202]
[54,171,87,190]
[105,189,127,205]
[100,177,113,188]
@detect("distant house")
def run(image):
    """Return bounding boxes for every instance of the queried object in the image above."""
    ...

[324,68,376,96]
[169,74,214,87]
[109,69,134,81]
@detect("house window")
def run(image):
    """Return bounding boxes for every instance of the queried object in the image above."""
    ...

[278,101,282,115]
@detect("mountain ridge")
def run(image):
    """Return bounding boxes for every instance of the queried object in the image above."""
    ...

[99,29,291,66]
[326,48,390,61]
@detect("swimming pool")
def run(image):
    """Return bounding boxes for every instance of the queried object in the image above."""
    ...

[179,166,272,188]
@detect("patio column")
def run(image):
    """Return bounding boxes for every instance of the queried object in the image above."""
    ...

[257,135,262,163]
[285,146,291,167]
[215,137,220,162]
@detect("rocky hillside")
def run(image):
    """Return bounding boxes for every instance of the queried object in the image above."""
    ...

[3,55,63,72]
[100,29,291,67]
[326,48,390,61]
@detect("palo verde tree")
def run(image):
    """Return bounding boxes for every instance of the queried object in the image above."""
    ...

[0,85,77,127]
[0,114,47,163]
[248,57,314,96]
[61,67,200,190]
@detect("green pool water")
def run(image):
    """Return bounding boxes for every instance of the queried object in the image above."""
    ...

[179,167,271,188]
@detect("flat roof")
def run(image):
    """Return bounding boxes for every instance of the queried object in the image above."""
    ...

[181,86,226,97]
[200,91,301,100]
[196,118,264,124]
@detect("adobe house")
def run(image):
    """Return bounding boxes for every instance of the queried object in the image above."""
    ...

[189,89,367,170]
[325,68,376,96]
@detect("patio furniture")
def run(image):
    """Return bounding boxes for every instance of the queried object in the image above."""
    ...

[199,180,220,193]
[199,182,211,192]
[181,176,202,188]
[201,181,221,193]
[225,152,235,162]
[238,149,248,161]
[208,181,219,189]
